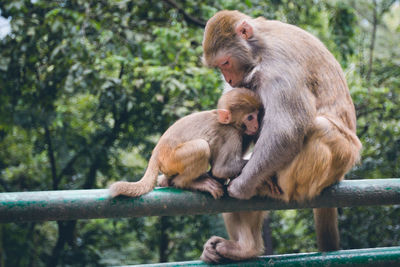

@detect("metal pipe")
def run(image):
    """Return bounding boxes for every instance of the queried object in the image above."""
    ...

[128,246,400,266]
[0,179,399,223]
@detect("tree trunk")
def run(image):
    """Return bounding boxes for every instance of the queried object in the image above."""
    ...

[159,216,169,263]
[46,221,77,267]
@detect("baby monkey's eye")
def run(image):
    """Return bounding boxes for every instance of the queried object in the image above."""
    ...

[247,115,254,121]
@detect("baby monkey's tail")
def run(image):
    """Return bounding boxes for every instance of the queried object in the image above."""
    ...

[109,154,159,197]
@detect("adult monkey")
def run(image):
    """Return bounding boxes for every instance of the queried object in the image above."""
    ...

[200,10,362,263]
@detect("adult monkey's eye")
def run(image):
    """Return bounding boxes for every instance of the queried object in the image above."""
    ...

[247,115,254,121]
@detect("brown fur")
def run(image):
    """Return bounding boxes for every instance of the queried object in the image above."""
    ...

[109,88,262,199]
[218,88,261,120]
[200,10,362,262]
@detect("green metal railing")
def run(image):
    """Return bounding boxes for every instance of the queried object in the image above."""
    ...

[133,246,400,267]
[1,178,400,266]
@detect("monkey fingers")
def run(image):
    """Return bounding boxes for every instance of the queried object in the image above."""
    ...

[265,175,283,197]
[184,174,224,199]
[200,236,228,263]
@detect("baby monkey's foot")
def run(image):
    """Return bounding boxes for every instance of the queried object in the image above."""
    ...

[190,173,224,199]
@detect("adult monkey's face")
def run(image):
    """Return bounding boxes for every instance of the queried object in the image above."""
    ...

[202,10,257,88]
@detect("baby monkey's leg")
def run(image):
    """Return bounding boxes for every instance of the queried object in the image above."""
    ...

[168,139,223,198]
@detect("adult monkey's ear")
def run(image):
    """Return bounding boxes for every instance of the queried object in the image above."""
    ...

[236,20,253,40]
[217,109,232,124]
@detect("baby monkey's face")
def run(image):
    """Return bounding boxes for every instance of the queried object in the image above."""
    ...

[242,110,259,135]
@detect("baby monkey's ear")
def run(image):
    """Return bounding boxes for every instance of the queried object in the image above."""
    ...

[217,109,232,124]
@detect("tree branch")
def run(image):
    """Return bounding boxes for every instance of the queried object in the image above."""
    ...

[366,0,395,83]
[83,63,127,190]
[366,0,378,83]
[57,151,82,181]
[162,0,206,27]
[44,124,59,190]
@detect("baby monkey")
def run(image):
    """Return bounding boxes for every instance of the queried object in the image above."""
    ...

[110,88,262,199]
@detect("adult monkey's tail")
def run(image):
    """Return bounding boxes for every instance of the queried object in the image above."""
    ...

[314,208,339,251]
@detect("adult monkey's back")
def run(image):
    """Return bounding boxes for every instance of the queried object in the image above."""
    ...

[200,10,362,263]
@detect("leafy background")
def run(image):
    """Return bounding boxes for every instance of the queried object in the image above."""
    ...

[0,0,399,266]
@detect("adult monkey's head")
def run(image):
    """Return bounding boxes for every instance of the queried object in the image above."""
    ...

[202,10,262,88]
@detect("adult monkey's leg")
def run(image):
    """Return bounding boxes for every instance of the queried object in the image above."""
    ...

[201,211,266,263]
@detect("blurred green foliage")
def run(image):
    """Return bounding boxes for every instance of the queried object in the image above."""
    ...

[0,0,399,266]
